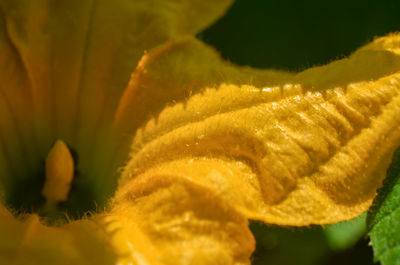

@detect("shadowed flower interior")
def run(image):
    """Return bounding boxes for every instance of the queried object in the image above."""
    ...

[0,0,400,265]
[0,0,233,220]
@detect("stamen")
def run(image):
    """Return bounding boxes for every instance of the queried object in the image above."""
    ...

[42,140,74,204]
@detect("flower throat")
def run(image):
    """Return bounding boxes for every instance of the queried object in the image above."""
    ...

[4,140,100,223]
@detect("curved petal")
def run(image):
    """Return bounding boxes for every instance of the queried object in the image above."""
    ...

[109,34,400,264]
[112,37,296,174]
[120,74,400,225]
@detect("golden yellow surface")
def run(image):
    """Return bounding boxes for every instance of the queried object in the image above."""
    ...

[0,0,400,264]
[108,34,400,264]
[119,76,400,225]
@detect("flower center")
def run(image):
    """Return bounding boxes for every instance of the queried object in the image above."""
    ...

[3,139,107,223]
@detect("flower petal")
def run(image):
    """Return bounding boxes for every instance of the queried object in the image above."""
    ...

[113,38,295,176]
[109,34,400,264]
[0,213,117,265]
[122,74,400,225]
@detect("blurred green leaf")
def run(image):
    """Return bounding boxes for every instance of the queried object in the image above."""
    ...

[368,147,400,265]
[324,213,366,251]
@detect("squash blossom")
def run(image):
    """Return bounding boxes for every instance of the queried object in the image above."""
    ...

[0,0,400,264]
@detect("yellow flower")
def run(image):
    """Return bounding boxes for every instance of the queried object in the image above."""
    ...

[1,0,400,264]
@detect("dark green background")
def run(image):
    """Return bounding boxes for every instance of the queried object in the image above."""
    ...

[201,0,400,71]
[200,0,400,264]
